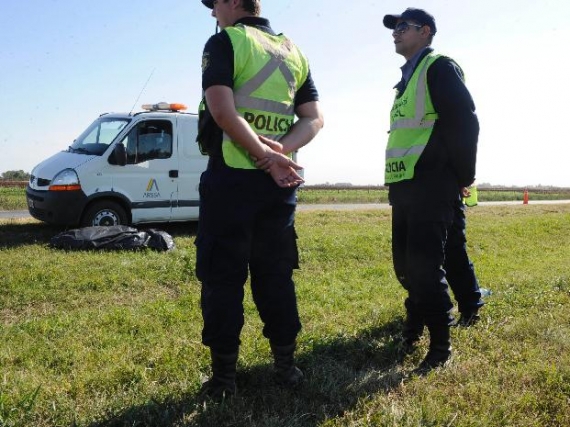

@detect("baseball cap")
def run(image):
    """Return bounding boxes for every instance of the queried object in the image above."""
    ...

[383,8,437,35]
[201,0,214,9]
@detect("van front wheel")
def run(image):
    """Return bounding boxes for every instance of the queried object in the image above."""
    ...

[81,201,128,227]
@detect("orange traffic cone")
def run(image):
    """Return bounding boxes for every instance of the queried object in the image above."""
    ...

[523,189,529,205]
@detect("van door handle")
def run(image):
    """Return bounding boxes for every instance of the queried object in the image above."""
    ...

[169,170,179,178]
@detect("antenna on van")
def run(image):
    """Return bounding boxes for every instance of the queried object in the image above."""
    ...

[129,68,156,116]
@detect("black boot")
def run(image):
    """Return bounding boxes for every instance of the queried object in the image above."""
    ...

[453,310,480,327]
[401,312,424,354]
[199,350,238,401]
[415,324,452,375]
[270,342,304,387]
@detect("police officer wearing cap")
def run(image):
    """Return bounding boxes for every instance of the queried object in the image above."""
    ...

[196,0,323,399]
[382,8,481,373]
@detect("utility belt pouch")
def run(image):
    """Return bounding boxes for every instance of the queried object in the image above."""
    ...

[197,107,223,156]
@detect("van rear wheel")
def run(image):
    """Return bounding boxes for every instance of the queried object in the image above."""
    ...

[81,201,128,227]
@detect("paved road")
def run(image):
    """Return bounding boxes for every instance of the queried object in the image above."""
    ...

[0,210,30,219]
[2,200,570,221]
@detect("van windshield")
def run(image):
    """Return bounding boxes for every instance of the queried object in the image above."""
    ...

[69,117,131,155]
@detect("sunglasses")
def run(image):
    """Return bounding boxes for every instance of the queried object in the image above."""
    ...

[393,21,424,35]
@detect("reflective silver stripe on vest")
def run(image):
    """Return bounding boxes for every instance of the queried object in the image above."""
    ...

[390,58,433,131]
[233,95,293,116]
[233,27,296,117]
[385,145,426,159]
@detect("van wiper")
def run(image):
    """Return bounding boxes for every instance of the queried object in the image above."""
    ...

[68,146,91,154]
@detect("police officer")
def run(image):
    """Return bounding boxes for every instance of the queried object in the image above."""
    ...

[196,0,323,399]
[383,8,480,373]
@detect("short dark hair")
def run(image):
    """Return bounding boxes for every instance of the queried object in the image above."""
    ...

[241,0,260,15]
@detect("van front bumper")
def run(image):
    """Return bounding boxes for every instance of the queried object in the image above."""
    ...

[26,186,88,226]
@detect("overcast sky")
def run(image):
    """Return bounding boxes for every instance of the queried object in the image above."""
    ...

[1,0,568,187]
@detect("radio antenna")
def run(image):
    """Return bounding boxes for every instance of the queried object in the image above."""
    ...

[129,68,156,115]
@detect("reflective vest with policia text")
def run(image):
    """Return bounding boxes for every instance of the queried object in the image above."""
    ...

[385,52,443,183]
[207,24,309,169]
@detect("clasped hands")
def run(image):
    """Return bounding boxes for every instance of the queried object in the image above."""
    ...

[253,135,304,188]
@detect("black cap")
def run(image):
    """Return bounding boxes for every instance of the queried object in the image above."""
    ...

[201,0,214,9]
[383,8,437,35]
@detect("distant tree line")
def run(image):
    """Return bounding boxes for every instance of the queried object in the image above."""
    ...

[1,170,31,181]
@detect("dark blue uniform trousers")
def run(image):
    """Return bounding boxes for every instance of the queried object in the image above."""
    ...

[444,200,484,315]
[391,201,455,330]
[195,161,301,354]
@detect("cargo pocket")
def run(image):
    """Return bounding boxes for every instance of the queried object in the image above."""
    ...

[275,226,299,274]
[289,227,300,270]
[195,234,213,283]
[195,233,250,284]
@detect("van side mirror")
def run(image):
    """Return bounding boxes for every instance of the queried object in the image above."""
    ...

[109,143,127,166]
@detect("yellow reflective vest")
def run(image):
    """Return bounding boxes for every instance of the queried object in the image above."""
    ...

[222,24,309,169]
[385,53,441,183]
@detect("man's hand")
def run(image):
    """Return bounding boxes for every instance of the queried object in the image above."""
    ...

[253,136,284,170]
[258,135,283,153]
[251,138,303,186]
[254,145,300,171]
[267,160,304,188]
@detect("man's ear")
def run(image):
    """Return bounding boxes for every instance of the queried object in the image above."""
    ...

[421,25,432,40]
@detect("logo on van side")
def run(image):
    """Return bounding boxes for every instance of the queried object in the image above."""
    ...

[144,179,161,199]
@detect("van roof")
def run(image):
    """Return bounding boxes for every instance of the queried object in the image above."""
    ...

[98,111,198,119]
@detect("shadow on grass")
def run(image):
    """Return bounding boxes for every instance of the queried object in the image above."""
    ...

[88,319,412,427]
[0,222,198,249]
[0,222,64,248]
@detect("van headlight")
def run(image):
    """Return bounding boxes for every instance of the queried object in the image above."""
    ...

[49,169,82,191]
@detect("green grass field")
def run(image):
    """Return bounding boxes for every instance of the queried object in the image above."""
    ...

[0,187,27,211]
[1,204,570,426]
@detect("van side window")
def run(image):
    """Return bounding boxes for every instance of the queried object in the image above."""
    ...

[122,120,173,164]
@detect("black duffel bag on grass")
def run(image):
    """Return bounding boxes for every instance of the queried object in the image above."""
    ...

[49,225,175,251]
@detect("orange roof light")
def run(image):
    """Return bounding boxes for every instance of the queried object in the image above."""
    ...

[141,102,187,112]
[169,103,187,111]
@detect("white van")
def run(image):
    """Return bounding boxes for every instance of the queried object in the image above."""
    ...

[26,103,209,226]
